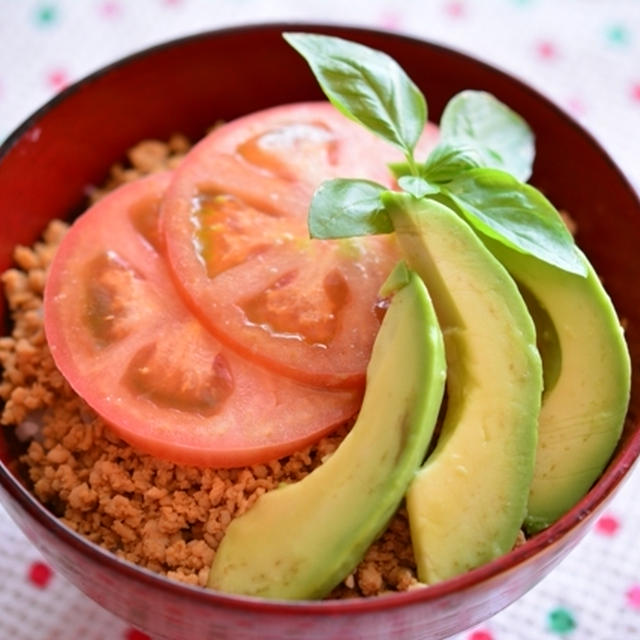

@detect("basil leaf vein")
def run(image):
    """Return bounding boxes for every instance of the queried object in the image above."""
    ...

[283,32,426,157]
[440,90,535,182]
[422,141,499,183]
[308,178,390,239]
[443,168,586,276]
[398,175,440,198]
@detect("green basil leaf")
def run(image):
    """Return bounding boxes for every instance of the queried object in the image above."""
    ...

[284,32,426,157]
[388,160,413,180]
[440,90,535,182]
[422,140,500,183]
[443,168,587,276]
[398,175,440,198]
[308,178,390,239]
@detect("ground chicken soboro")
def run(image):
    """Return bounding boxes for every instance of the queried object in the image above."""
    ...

[0,135,421,597]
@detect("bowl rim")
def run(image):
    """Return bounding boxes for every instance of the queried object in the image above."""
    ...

[1,20,640,615]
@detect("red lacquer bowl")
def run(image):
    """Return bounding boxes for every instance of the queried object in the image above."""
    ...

[1,24,639,640]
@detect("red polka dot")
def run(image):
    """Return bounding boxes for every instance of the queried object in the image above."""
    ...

[595,514,620,536]
[28,561,53,588]
[124,629,151,640]
[469,630,493,640]
[444,1,466,18]
[536,40,558,60]
[626,584,640,609]
[631,82,640,103]
[46,68,69,91]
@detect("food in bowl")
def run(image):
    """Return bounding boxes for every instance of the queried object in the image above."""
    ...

[0,32,631,603]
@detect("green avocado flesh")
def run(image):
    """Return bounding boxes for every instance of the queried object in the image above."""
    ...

[485,240,631,534]
[207,268,446,599]
[384,193,543,585]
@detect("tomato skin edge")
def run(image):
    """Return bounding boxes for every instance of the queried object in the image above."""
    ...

[43,171,362,469]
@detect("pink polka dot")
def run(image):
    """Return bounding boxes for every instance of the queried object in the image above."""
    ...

[99,0,122,18]
[566,96,587,117]
[124,629,151,640]
[28,561,53,588]
[536,40,558,60]
[444,1,466,18]
[631,82,640,103]
[46,68,69,91]
[626,584,640,609]
[162,0,183,6]
[468,630,493,640]
[378,10,402,30]
[595,513,620,536]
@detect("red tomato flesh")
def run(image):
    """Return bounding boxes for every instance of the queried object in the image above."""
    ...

[160,102,436,388]
[44,172,362,467]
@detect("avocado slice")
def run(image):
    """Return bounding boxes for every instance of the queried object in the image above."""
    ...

[484,239,631,533]
[384,193,543,585]
[208,265,446,599]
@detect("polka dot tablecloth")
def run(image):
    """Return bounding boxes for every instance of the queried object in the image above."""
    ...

[1,1,639,639]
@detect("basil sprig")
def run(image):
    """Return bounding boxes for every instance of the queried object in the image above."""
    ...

[443,169,585,274]
[285,32,586,277]
[284,32,426,172]
[420,141,499,184]
[439,90,535,182]
[308,179,390,239]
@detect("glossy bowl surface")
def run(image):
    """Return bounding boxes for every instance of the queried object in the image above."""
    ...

[1,23,639,640]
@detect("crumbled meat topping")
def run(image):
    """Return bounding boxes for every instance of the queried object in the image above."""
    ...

[0,136,422,596]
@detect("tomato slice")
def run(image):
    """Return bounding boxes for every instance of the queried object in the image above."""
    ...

[44,172,362,467]
[160,102,436,388]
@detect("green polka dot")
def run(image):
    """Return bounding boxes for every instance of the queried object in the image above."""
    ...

[548,607,577,634]
[511,0,535,5]
[606,24,631,46]
[34,4,58,27]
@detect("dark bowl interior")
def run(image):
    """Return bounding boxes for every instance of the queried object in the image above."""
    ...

[0,23,639,640]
